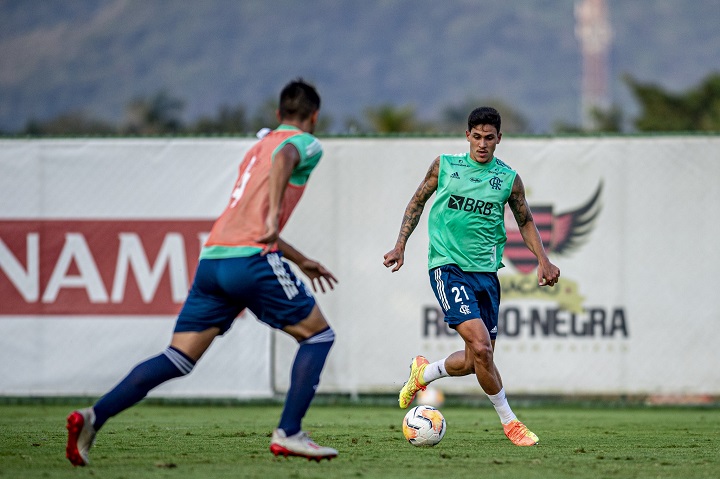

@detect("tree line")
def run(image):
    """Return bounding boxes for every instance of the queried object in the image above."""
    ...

[9,73,720,137]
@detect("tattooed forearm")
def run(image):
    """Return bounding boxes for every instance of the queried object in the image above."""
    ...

[396,159,439,246]
[398,202,424,244]
[509,192,533,227]
[509,173,534,228]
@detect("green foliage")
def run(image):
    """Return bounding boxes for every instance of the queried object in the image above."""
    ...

[249,97,281,133]
[589,105,624,133]
[364,104,424,133]
[124,90,186,135]
[2,404,719,478]
[192,104,249,135]
[625,73,720,132]
[18,93,336,137]
[22,111,116,136]
[442,98,529,134]
[16,73,720,136]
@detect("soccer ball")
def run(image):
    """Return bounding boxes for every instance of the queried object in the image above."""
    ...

[416,386,445,408]
[402,405,446,446]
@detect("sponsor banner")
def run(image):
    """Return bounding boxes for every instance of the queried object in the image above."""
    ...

[2,137,720,397]
[0,219,212,315]
[280,136,720,396]
[0,138,271,398]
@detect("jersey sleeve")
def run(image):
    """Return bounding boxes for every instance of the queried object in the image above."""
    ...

[273,133,323,186]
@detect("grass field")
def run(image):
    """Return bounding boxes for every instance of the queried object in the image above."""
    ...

[1,402,719,479]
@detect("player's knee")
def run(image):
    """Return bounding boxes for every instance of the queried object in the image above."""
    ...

[468,341,494,368]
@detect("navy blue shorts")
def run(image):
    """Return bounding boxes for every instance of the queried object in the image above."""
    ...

[429,264,500,339]
[174,252,316,334]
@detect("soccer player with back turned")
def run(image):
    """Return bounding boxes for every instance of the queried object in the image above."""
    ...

[66,79,339,465]
[383,106,560,446]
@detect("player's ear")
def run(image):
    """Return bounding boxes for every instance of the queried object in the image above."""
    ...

[276,109,282,122]
[497,132,502,143]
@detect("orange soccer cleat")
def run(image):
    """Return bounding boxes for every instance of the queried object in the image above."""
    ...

[503,419,539,446]
[398,355,429,409]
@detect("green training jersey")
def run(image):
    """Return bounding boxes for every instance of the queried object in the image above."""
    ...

[427,153,517,272]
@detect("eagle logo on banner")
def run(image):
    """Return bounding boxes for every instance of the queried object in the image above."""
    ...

[504,182,603,274]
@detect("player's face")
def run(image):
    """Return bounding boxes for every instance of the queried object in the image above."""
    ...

[466,124,501,164]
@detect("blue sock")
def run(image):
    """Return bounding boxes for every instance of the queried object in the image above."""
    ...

[278,327,335,436]
[93,347,195,431]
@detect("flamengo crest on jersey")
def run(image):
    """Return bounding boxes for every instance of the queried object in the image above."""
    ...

[427,154,517,272]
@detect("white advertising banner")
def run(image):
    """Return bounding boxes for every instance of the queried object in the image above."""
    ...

[0,139,272,398]
[1,136,719,397]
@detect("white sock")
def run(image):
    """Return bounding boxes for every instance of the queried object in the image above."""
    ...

[422,358,449,384]
[487,388,517,425]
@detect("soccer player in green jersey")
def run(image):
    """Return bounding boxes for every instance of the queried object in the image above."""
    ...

[383,106,560,446]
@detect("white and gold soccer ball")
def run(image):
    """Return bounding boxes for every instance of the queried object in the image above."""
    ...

[402,405,446,446]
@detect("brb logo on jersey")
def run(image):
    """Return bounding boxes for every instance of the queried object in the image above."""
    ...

[447,195,494,216]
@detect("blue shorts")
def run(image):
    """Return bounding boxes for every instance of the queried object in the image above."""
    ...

[429,264,500,339]
[174,252,316,334]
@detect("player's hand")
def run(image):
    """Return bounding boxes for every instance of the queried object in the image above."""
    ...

[298,260,338,293]
[256,217,279,254]
[383,247,405,272]
[538,261,560,287]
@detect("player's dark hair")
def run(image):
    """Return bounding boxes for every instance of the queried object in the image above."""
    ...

[279,78,321,121]
[468,106,501,133]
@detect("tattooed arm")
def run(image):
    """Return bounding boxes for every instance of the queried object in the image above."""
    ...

[383,157,440,272]
[508,174,560,286]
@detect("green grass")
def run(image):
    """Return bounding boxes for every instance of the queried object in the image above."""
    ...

[1,403,719,479]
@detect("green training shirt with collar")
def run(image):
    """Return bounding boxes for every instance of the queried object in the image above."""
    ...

[427,153,517,272]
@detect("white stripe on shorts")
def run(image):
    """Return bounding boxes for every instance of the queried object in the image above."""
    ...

[266,253,299,300]
[435,267,450,311]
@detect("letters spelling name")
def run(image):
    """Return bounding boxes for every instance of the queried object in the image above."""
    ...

[422,305,629,338]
